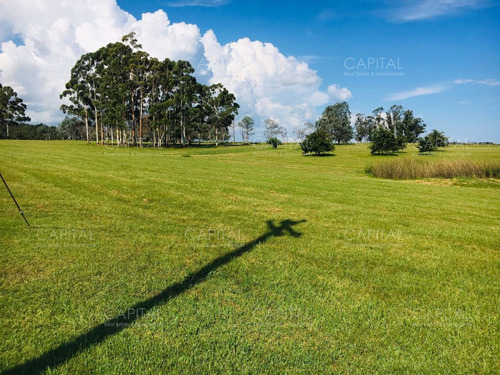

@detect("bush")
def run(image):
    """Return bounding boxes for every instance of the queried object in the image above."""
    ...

[300,129,334,155]
[396,134,407,151]
[369,128,405,154]
[418,130,448,154]
[418,135,436,154]
[428,129,449,148]
[267,137,282,148]
[366,158,500,179]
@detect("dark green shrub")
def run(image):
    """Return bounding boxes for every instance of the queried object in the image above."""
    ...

[267,137,282,148]
[300,129,334,155]
[417,135,436,154]
[369,128,402,154]
[428,129,449,148]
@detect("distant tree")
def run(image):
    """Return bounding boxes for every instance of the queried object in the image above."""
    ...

[418,130,448,154]
[300,129,334,155]
[171,60,197,146]
[62,35,239,148]
[372,106,385,128]
[418,135,436,154]
[60,49,106,145]
[386,106,409,150]
[0,83,31,138]
[359,115,377,141]
[129,49,151,148]
[264,118,279,139]
[354,105,426,145]
[366,116,377,141]
[238,115,254,143]
[267,137,282,149]
[293,122,315,142]
[59,116,86,140]
[354,113,375,142]
[387,104,404,137]
[427,129,448,148]
[278,126,287,141]
[264,118,286,140]
[317,101,353,144]
[205,83,239,147]
[402,110,426,143]
[6,122,58,140]
[229,121,237,143]
[369,127,402,154]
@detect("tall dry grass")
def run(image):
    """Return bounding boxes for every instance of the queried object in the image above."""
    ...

[366,158,500,179]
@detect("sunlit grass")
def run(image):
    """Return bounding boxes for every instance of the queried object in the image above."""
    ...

[0,140,498,374]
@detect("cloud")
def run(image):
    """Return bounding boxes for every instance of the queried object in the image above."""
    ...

[453,78,500,86]
[328,84,353,101]
[317,10,337,21]
[131,10,203,61]
[0,0,136,122]
[386,85,447,101]
[388,0,494,21]
[0,0,349,136]
[167,0,230,7]
[385,77,500,102]
[0,1,206,123]
[200,30,347,134]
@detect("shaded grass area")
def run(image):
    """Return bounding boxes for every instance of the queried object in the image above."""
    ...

[0,141,499,374]
[367,157,500,179]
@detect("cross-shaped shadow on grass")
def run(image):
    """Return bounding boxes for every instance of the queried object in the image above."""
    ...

[2,219,306,374]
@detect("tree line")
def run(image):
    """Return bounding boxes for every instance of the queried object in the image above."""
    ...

[292,101,427,145]
[354,105,426,144]
[0,64,450,154]
[292,102,450,156]
[1,122,59,140]
[60,33,239,147]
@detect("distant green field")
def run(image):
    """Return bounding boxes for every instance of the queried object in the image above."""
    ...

[1,140,499,374]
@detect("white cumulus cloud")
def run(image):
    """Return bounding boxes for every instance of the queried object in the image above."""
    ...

[130,10,203,61]
[328,84,353,101]
[201,31,351,135]
[0,0,351,137]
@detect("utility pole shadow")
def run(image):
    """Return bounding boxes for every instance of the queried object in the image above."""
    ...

[2,219,306,374]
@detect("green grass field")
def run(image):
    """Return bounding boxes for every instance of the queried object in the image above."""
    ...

[1,140,499,374]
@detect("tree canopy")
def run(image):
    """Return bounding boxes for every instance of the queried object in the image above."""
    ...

[354,105,426,143]
[59,116,86,140]
[60,33,239,147]
[317,102,353,144]
[418,130,449,154]
[0,83,31,138]
[300,129,334,155]
[369,127,403,155]
[238,116,254,144]
[264,119,286,141]
[427,129,449,148]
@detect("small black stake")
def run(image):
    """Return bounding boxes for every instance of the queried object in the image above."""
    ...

[0,172,30,226]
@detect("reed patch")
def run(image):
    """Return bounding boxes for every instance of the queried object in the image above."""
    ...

[366,158,500,179]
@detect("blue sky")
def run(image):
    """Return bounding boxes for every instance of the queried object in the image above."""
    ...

[1,0,499,141]
[117,0,500,142]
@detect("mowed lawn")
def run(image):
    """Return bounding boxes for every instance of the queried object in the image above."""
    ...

[0,140,498,374]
